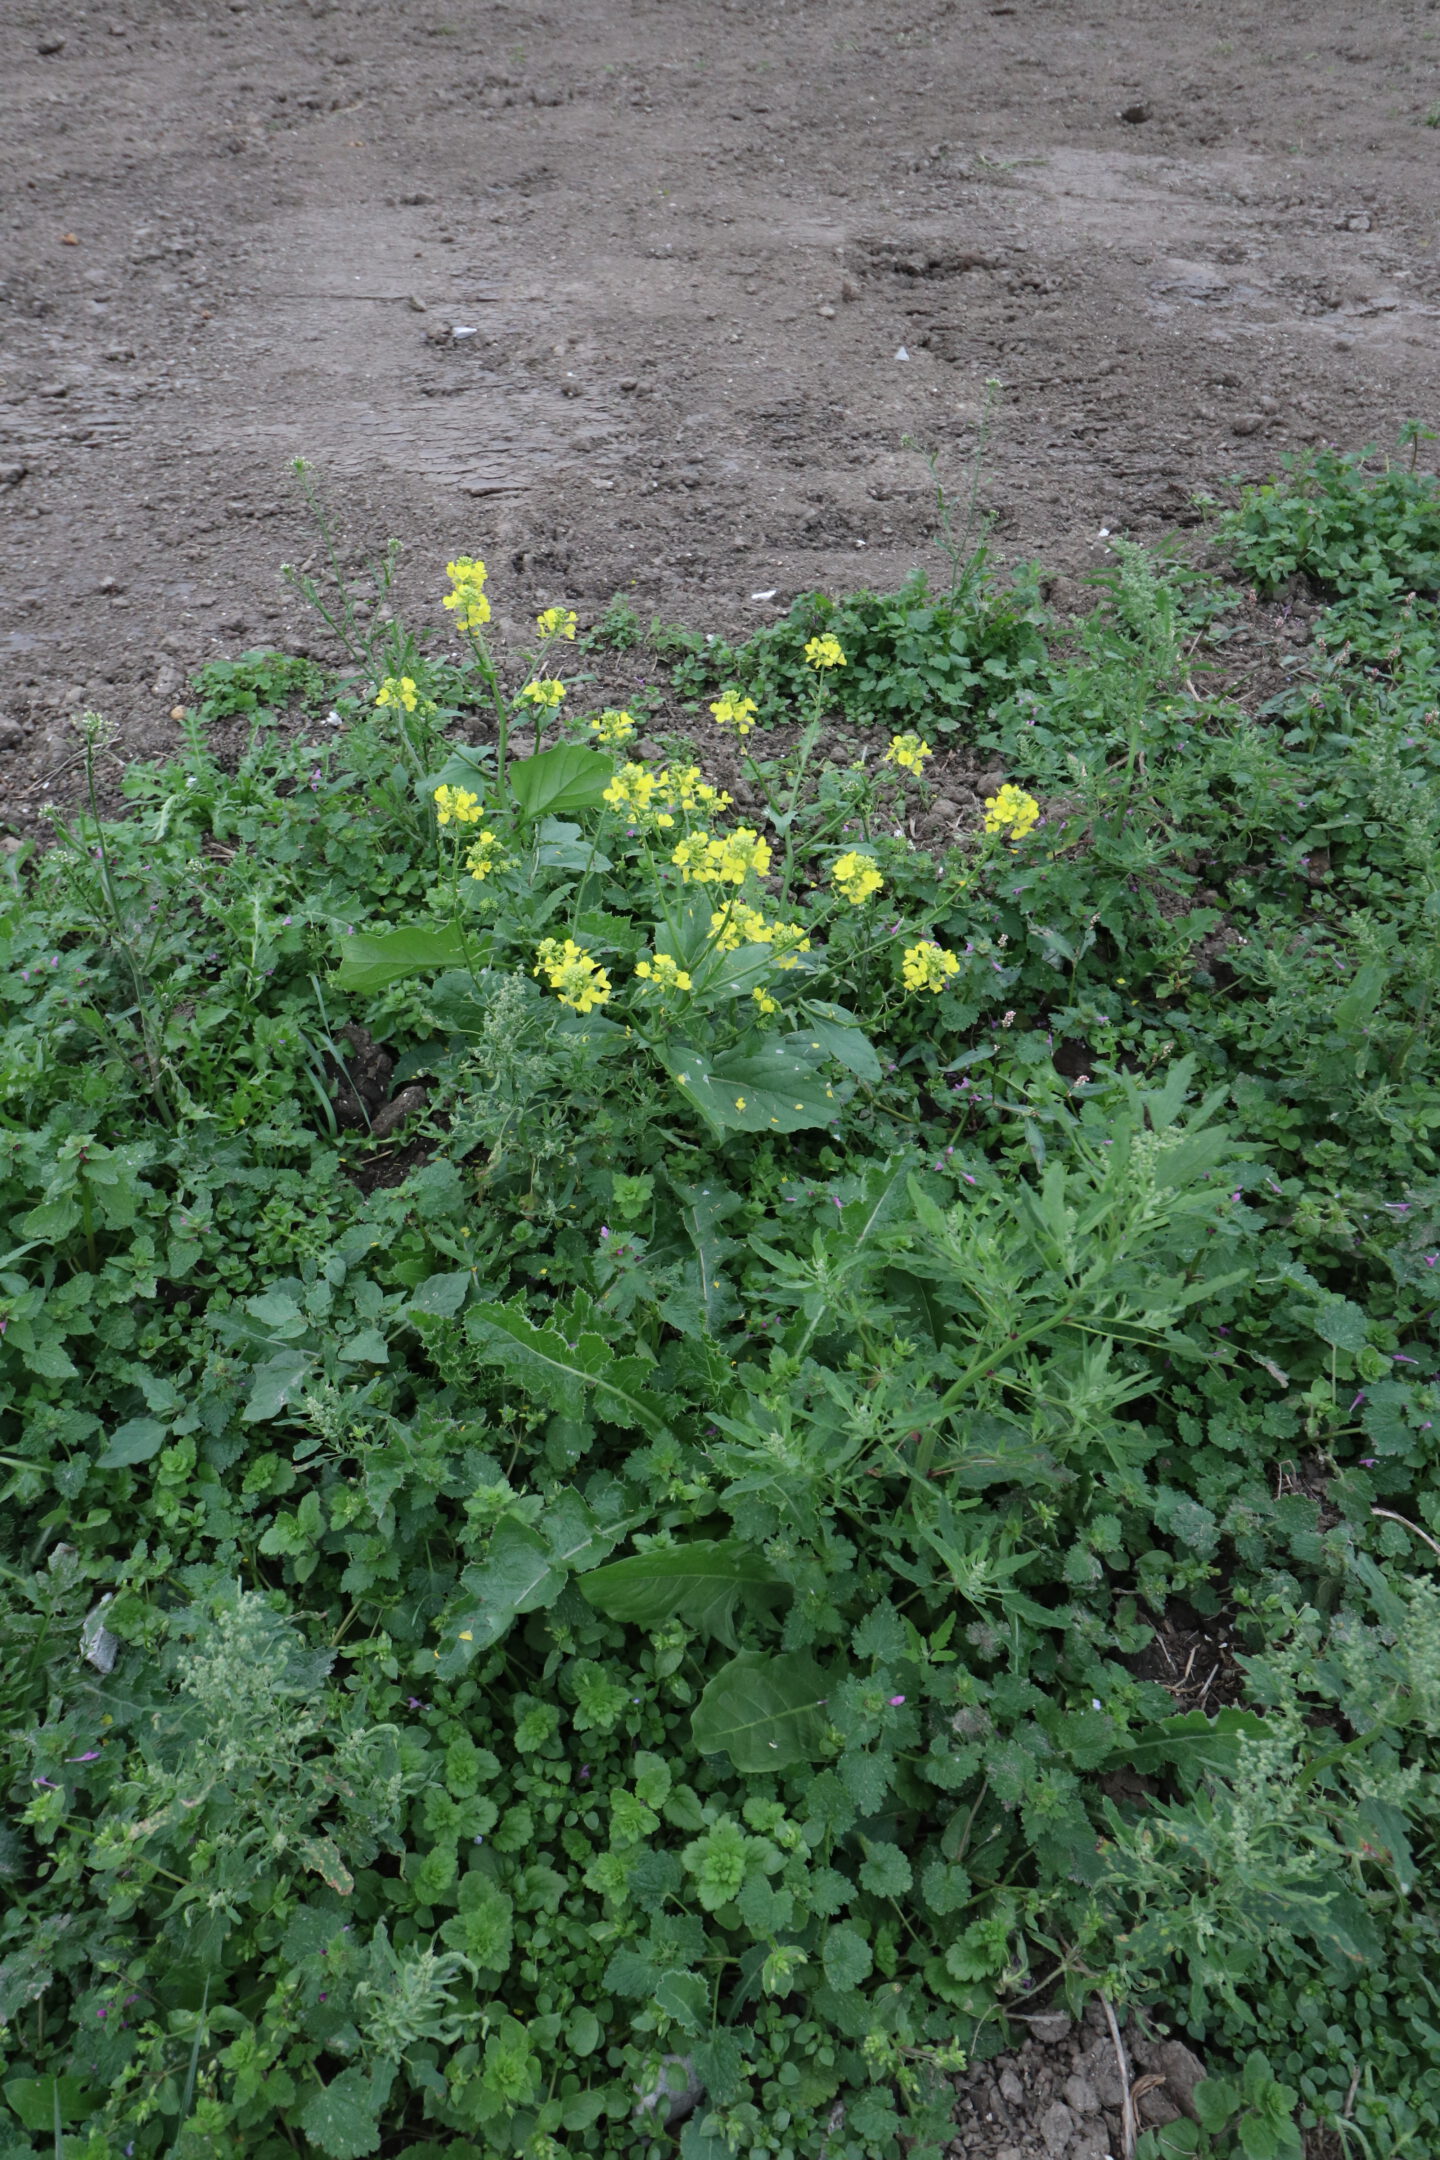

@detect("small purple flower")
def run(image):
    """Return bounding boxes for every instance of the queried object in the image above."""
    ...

[1360,1457,1378,1467]
[66,1751,102,1763]
[1349,1392,1366,1413]
[888,1695,906,1707]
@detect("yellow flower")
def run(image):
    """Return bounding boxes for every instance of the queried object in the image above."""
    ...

[983,783,1040,841]
[734,1097,747,1112]
[670,831,720,884]
[902,940,961,994]
[464,830,514,881]
[536,605,578,641]
[709,905,810,965]
[710,692,759,736]
[533,935,611,1015]
[433,784,484,826]
[376,675,420,713]
[520,678,566,709]
[603,762,670,826]
[634,952,693,994]
[591,708,638,747]
[665,764,732,816]
[885,732,932,776]
[713,826,771,884]
[752,988,778,1016]
[804,633,846,670]
[831,850,884,905]
[443,555,491,633]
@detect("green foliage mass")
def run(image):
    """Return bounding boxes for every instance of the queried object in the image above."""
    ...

[5,451,1440,2160]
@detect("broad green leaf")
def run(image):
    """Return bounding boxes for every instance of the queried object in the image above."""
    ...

[466,1298,670,1434]
[653,1968,708,2032]
[407,1270,471,1318]
[1355,1793,1414,1892]
[1107,1708,1269,1786]
[581,1540,791,1650]
[296,2067,384,2160]
[656,1036,841,1136]
[541,1489,627,1575]
[334,924,470,995]
[95,1417,167,1469]
[246,1289,305,1335]
[797,1001,883,1083]
[821,1925,873,1990]
[1309,1295,1369,1355]
[1335,960,1387,1031]
[692,1648,834,1771]
[439,1497,623,1675]
[946,1413,1070,1491]
[671,1179,744,1334]
[509,744,613,819]
[243,1349,316,1424]
[4,2075,98,2130]
[439,1524,564,1673]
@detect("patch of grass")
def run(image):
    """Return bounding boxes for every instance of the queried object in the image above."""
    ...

[5,473,1440,2159]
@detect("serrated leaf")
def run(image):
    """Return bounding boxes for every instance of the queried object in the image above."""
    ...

[1309,1295,1369,1355]
[297,2067,384,2159]
[1107,1708,1269,1786]
[333,924,470,995]
[656,1036,841,1136]
[581,1540,790,1650]
[692,1649,834,1771]
[671,1179,743,1334]
[440,1523,565,1673]
[466,1298,670,1434]
[821,1924,873,1990]
[95,1416,167,1469]
[509,744,614,819]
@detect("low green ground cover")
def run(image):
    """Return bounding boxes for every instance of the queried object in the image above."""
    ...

[4,448,1440,2159]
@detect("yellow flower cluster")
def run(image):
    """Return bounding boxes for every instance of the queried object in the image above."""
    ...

[634,952,693,994]
[533,936,611,1014]
[464,830,513,882]
[902,940,961,994]
[604,764,733,830]
[752,988,779,1015]
[520,678,566,709]
[591,708,637,747]
[443,555,491,633]
[709,905,810,966]
[831,850,884,905]
[885,732,932,776]
[433,784,484,827]
[536,606,578,641]
[376,675,420,713]
[804,633,846,670]
[710,692,759,737]
[672,827,771,886]
[983,783,1040,840]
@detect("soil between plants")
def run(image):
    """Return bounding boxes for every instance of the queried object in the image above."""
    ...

[3,0,1434,2147]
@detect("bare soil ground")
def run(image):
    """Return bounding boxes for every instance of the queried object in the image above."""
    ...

[5,0,1440,824]
[4,0,1438,2143]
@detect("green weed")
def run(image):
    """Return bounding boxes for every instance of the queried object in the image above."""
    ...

[3,463,1440,2160]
